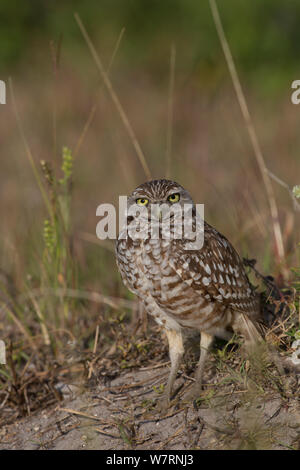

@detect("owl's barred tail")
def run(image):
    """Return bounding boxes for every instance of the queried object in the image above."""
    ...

[236,312,300,375]
[232,312,263,349]
[241,314,268,356]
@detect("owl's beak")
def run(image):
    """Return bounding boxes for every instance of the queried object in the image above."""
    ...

[152,204,162,221]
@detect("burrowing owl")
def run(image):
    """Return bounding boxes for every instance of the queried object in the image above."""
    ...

[116,179,261,411]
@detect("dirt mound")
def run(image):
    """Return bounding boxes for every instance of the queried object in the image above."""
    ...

[1,358,299,450]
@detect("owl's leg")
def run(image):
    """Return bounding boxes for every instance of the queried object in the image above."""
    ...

[157,328,184,413]
[186,332,214,401]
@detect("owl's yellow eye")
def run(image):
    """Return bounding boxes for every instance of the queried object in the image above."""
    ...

[136,197,149,206]
[167,193,180,203]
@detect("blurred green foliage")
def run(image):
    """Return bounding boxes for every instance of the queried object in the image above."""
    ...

[1,0,300,95]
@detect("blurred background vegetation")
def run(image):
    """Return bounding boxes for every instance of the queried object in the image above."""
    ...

[0,0,299,396]
[2,0,300,92]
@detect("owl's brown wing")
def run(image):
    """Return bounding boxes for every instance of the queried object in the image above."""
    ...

[170,222,260,317]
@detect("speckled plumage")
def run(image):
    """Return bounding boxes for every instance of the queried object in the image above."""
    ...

[116,179,261,410]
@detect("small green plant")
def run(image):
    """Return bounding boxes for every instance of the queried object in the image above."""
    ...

[39,146,75,347]
[153,383,165,395]
[194,388,215,407]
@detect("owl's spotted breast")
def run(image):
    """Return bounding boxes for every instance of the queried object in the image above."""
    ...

[116,219,259,335]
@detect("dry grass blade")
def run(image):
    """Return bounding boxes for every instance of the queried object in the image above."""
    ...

[157,424,185,449]
[76,231,115,253]
[49,35,62,164]
[140,361,170,371]
[74,27,126,158]
[27,290,51,346]
[92,324,100,355]
[9,78,53,219]
[209,0,285,264]
[74,13,151,180]
[60,407,107,422]
[165,43,176,178]
[266,170,300,213]
[88,324,100,379]
[95,428,120,438]
[139,408,184,425]
[3,304,38,351]
[21,287,136,310]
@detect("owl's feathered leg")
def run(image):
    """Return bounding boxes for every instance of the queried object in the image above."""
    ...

[157,328,184,413]
[185,331,214,401]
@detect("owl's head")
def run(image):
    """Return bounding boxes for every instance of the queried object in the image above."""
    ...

[127,179,194,222]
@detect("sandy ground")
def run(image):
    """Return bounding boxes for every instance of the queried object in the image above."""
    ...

[1,362,299,450]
